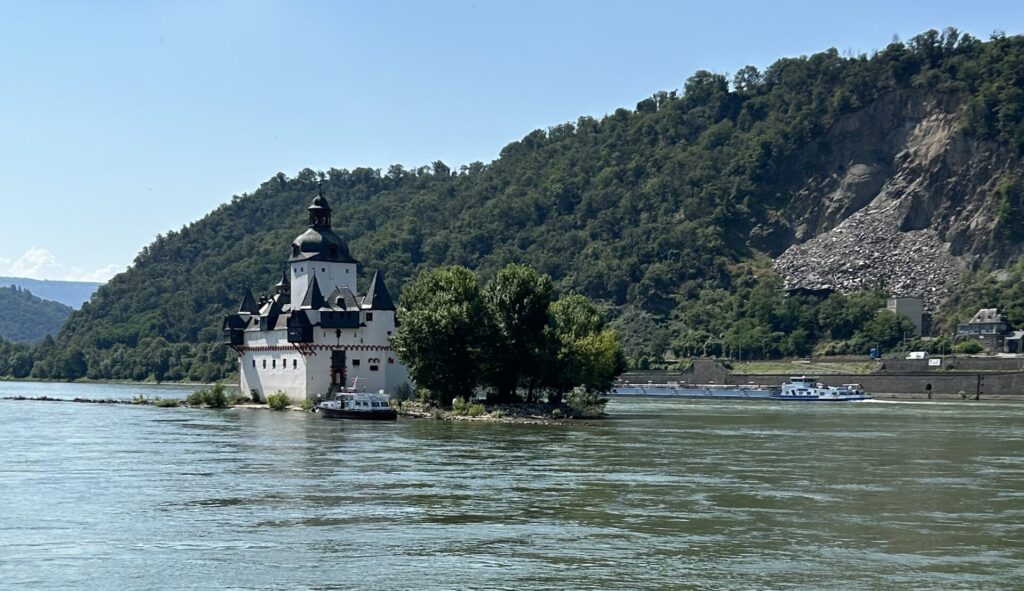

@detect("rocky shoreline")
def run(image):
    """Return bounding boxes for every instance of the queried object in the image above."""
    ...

[393,401,602,425]
[0,396,606,423]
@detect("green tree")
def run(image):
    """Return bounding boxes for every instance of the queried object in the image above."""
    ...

[851,310,916,353]
[545,294,626,399]
[482,264,553,403]
[391,266,488,404]
[994,176,1024,243]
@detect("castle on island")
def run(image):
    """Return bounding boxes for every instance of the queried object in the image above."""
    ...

[223,190,408,403]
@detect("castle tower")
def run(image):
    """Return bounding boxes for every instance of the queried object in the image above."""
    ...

[289,189,358,310]
[225,185,409,403]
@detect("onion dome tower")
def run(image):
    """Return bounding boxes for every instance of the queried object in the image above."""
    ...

[289,185,358,309]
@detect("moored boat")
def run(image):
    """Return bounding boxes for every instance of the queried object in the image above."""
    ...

[315,390,397,420]
[770,376,873,401]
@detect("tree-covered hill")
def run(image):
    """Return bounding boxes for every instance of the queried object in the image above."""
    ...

[0,277,101,309]
[0,285,73,343]
[16,28,1024,381]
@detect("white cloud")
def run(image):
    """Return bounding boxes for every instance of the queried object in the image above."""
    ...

[1,248,122,282]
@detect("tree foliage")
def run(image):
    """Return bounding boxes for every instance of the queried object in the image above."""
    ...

[390,266,489,402]
[392,264,624,404]
[0,286,72,344]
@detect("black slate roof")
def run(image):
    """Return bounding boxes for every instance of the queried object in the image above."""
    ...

[362,270,396,311]
[238,288,260,315]
[300,274,328,310]
[327,285,361,311]
[289,227,359,264]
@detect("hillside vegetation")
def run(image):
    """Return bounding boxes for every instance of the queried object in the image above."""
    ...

[0,286,72,344]
[9,28,1024,381]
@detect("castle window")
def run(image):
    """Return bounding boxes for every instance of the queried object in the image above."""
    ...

[262,359,266,369]
[292,245,299,257]
[352,359,360,367]
[293,359,297,369]
[272,359,276,369]
[366,312,374,322]
[370,365,379,372]
[330,245,338,257]
[252,359,256,368]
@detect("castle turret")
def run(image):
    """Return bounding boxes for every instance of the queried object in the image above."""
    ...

[275,270,290,296]
[238,287,260,315]
[363,270,396,311]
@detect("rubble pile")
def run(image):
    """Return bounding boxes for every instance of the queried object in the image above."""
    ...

[773,205,960,312]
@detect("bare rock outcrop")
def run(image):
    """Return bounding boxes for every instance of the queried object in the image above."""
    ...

[772,90,1020,310]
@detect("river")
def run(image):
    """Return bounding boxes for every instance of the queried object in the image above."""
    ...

[1,381,1022,590]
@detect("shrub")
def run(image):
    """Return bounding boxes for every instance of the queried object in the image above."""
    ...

[466,403,486,417]
[267,391,290,410]
[451,397,469,415]
[953,340,984,354]
[132,394,150,405]
[186,385,229,407]
[551,408,563,419]
[186,390,208,406]
[154,398,181,407]
[566,386,609,417]
[205,384,228,408]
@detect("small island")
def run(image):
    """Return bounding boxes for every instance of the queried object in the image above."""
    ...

[389,263,625,421]
[219,189,625,421]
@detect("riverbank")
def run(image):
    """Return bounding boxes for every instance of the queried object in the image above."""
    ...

[0,395,604,423]
[0,375,220,387]
[394,401,602,424]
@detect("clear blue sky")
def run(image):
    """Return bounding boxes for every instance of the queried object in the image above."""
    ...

[0,1,1020,282]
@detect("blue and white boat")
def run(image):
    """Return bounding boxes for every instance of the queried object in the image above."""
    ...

[770,376,873,401]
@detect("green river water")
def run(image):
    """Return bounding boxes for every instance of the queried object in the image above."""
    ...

[1,381,1022,590]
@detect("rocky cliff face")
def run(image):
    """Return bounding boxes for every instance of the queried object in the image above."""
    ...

[772,90,1021,311]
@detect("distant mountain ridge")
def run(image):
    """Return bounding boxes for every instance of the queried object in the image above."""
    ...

[0,285,73,343]
[0,277,101,309]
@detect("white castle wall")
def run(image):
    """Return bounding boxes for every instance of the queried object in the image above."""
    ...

[237,306,404,403]
[239,330,311,401]
[290,261,357,309]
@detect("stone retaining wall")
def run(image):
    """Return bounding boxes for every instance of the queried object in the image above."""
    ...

[621,361,1024,398]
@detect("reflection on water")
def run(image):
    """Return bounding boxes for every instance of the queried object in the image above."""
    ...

[1,382,1022,590]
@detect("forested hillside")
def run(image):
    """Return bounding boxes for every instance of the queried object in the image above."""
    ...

[0,286,73,343]
[13,28,1024,381]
